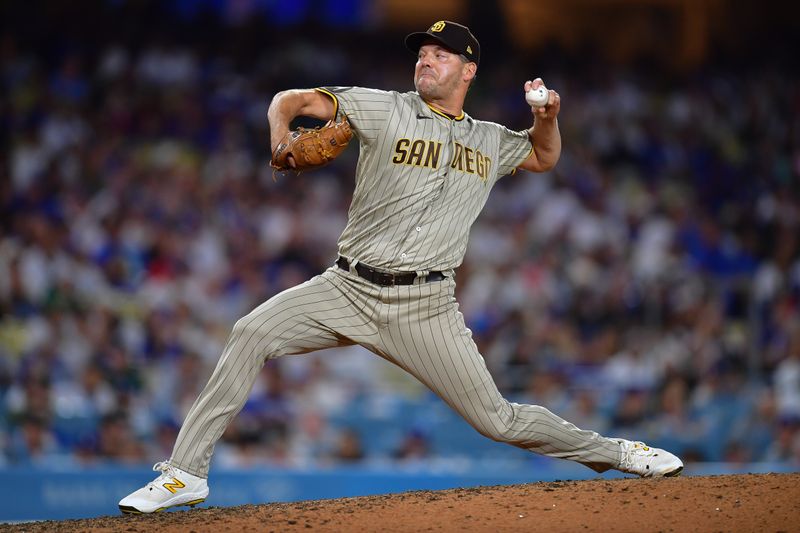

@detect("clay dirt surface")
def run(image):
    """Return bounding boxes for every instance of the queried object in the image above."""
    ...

[2,473,798,532]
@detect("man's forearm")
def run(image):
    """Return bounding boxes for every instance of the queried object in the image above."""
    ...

[267,89,336,152]
[268,90,305,151]
[528,117,561,171]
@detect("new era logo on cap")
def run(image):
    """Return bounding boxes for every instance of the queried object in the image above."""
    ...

[405,20,481,66]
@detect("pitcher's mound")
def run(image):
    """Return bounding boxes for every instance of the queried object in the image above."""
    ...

[6,473,799,532]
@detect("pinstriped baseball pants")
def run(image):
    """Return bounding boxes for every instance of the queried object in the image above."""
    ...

[170,266,622,477]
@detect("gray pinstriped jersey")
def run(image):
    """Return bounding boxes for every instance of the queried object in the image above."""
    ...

[317,87,533,272]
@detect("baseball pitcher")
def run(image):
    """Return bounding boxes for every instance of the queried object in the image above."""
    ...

[119,20,683,514]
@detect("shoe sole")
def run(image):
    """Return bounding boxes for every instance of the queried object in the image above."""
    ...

[119,498,206,515]
[663,465,683,477]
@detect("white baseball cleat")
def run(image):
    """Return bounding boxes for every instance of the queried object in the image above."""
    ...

[119,461,209,514]
[615,439,684,478]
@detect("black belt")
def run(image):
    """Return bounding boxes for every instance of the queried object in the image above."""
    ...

[336,256,445,286]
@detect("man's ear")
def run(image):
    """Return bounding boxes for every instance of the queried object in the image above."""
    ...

[463,63,477,82]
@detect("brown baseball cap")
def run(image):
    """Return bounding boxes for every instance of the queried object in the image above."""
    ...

[405,20,480,66]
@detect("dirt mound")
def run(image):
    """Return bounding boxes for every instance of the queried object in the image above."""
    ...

[3,473,798,532]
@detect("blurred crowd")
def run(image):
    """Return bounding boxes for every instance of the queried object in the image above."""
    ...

[1,4,799,472]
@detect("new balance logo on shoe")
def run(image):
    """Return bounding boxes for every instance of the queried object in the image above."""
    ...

[163,478,186,494]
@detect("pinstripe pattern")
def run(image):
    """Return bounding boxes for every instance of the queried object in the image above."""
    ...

[319,87,533,272]
[170,270,621,477]
[168,86,623,478]
[170,273,364,475]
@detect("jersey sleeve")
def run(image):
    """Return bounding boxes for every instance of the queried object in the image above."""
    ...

[316,86,395,145]
[495,125,534,178]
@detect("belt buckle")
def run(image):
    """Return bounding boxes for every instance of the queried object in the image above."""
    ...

[376,271,395,286]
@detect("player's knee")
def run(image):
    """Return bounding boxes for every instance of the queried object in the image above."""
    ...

[231,316,256,338]
[479,424,519,444]
[472,403,531,444]
[230,315,272,354]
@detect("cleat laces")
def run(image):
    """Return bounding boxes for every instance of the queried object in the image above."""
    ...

[147,462,177,492]
[620,441,656,473]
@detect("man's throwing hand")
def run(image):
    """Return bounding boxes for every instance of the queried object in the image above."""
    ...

[524,78,560,120]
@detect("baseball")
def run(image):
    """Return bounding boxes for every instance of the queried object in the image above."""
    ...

[526,86,549,107]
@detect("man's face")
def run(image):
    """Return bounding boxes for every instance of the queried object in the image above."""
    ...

[414,43,468,100]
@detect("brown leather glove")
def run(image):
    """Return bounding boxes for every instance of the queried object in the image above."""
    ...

[271,117,353,172]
